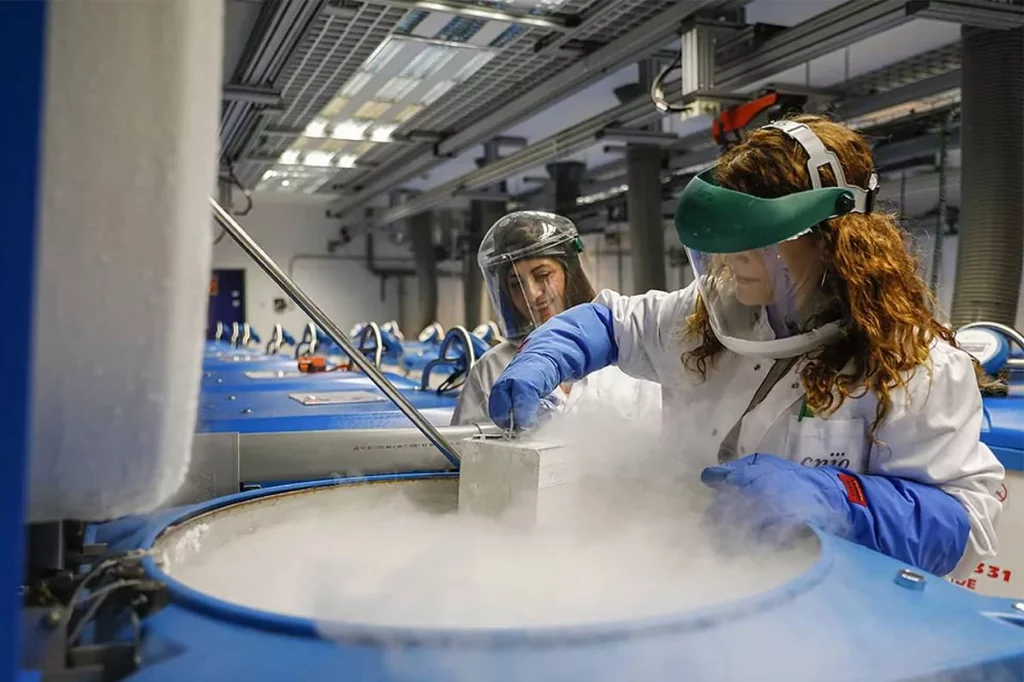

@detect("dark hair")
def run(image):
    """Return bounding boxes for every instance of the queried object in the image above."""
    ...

[494,217,594,339]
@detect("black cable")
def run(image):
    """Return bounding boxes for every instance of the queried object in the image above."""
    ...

[213,160,254,246]
[650,50,689,114]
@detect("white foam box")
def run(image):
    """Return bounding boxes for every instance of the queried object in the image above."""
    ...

[457,436,580,529]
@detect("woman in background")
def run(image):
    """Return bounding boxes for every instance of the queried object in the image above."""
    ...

[451,211,661,426]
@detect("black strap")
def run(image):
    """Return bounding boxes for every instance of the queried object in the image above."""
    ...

[717,356,800,463]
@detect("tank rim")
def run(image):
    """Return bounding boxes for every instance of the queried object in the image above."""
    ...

[141,471,833,648]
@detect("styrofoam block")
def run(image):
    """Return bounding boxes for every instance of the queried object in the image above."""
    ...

[29,0,222,521]
[458,436,582,529]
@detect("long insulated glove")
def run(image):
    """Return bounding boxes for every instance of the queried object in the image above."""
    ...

[488,303,618,429]
[701,454,970,577]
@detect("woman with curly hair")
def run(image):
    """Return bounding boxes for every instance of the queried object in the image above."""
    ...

[485,115,1004,579]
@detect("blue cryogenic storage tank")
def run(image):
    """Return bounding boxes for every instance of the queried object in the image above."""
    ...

[49,470,1024,682]
[196,387,456,434]
[200,367,420,394]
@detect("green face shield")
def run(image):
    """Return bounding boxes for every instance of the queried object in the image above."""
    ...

[674,169,869,254]
[673,120,879,359]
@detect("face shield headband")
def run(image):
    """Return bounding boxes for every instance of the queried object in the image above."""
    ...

[674,120,881,358]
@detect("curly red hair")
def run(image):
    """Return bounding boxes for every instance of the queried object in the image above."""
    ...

[680,115,994,435]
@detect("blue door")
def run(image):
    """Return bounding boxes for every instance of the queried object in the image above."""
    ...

[207,269,246,339]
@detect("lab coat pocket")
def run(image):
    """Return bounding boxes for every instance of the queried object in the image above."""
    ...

[784,416,869,473]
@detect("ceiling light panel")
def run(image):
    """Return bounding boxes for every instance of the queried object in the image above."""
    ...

[410,11,457,37]
[257,167,334,195]
[377,76,423,102]
[400,45,458,79]
[395,104,425,122]
[331,119,372,141]
[340,72,373,98]
[420,80,457,106]
[355,101,393,119]
[363,38,406,73]
[324,38,499,128]
[453,51,496,82]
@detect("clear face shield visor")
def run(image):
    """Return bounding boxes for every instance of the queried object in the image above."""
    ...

[478,211,591,342]
[482,246,581,342]
[674,121,879,359]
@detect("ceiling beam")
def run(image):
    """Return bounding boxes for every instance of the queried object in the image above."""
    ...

[368,0,577,31]
[834,69,961,120]
[714,0,917,90]
[361,63,963,226]
[222,83,283,106]
[326,0,747,218]
[905,0,1024,29]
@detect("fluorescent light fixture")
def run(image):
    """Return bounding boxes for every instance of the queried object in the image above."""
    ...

[279,149,300,165]
[304,118,328,137]
[395,104,424,122]
[410,0,565,28]
[336,154,358,169]
[364,38,404,73]
[420,80,456,106]
[321,95,349,118]
[304,151,334,167]
[453,51,495,82]
[340,71,373,98]
[400,46,457,79]
[331,119,371,141]
[355,101,392,119]
[353,141,375,156]
[377,76,423,102]
[371,124,398,142]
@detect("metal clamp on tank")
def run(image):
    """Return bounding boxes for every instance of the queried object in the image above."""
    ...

[353,321,385,371]
[294,322,319,359]
[421,326,486,394]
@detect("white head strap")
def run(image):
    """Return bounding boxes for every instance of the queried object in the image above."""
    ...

[764,120,879,214]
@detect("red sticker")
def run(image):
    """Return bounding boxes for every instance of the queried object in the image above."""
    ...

[837,472,867,507]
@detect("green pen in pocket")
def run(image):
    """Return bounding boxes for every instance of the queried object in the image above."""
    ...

[797,398,814,422]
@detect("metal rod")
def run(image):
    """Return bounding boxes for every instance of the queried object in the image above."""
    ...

[210,197,462,467]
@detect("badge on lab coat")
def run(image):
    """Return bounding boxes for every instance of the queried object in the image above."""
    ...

[784,415,869,473]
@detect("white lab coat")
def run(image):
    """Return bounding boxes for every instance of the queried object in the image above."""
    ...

[596,284,1004,579]
[451,340,662,427]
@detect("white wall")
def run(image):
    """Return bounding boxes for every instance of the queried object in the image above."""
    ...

[212,193,404,340]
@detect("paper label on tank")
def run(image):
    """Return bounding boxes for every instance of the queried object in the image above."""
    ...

[245,370,303,379]
[288,391,386,406]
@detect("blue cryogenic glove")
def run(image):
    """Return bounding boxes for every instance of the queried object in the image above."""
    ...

[701,454,970,577]
[489,303,618,430]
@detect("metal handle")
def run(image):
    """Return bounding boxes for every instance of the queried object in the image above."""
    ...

[210,197,461,467]
[420,326,478,391]
[356,322,384,370]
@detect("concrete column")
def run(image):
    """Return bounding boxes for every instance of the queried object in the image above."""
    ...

[950,27,1023,327]
[626,144,666,294]
[408,211,438,332]
[545,161,587,214]
[467,200,506,327]
[468,141,507,327]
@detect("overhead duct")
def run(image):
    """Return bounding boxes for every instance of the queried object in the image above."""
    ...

[950,26,1023,327]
